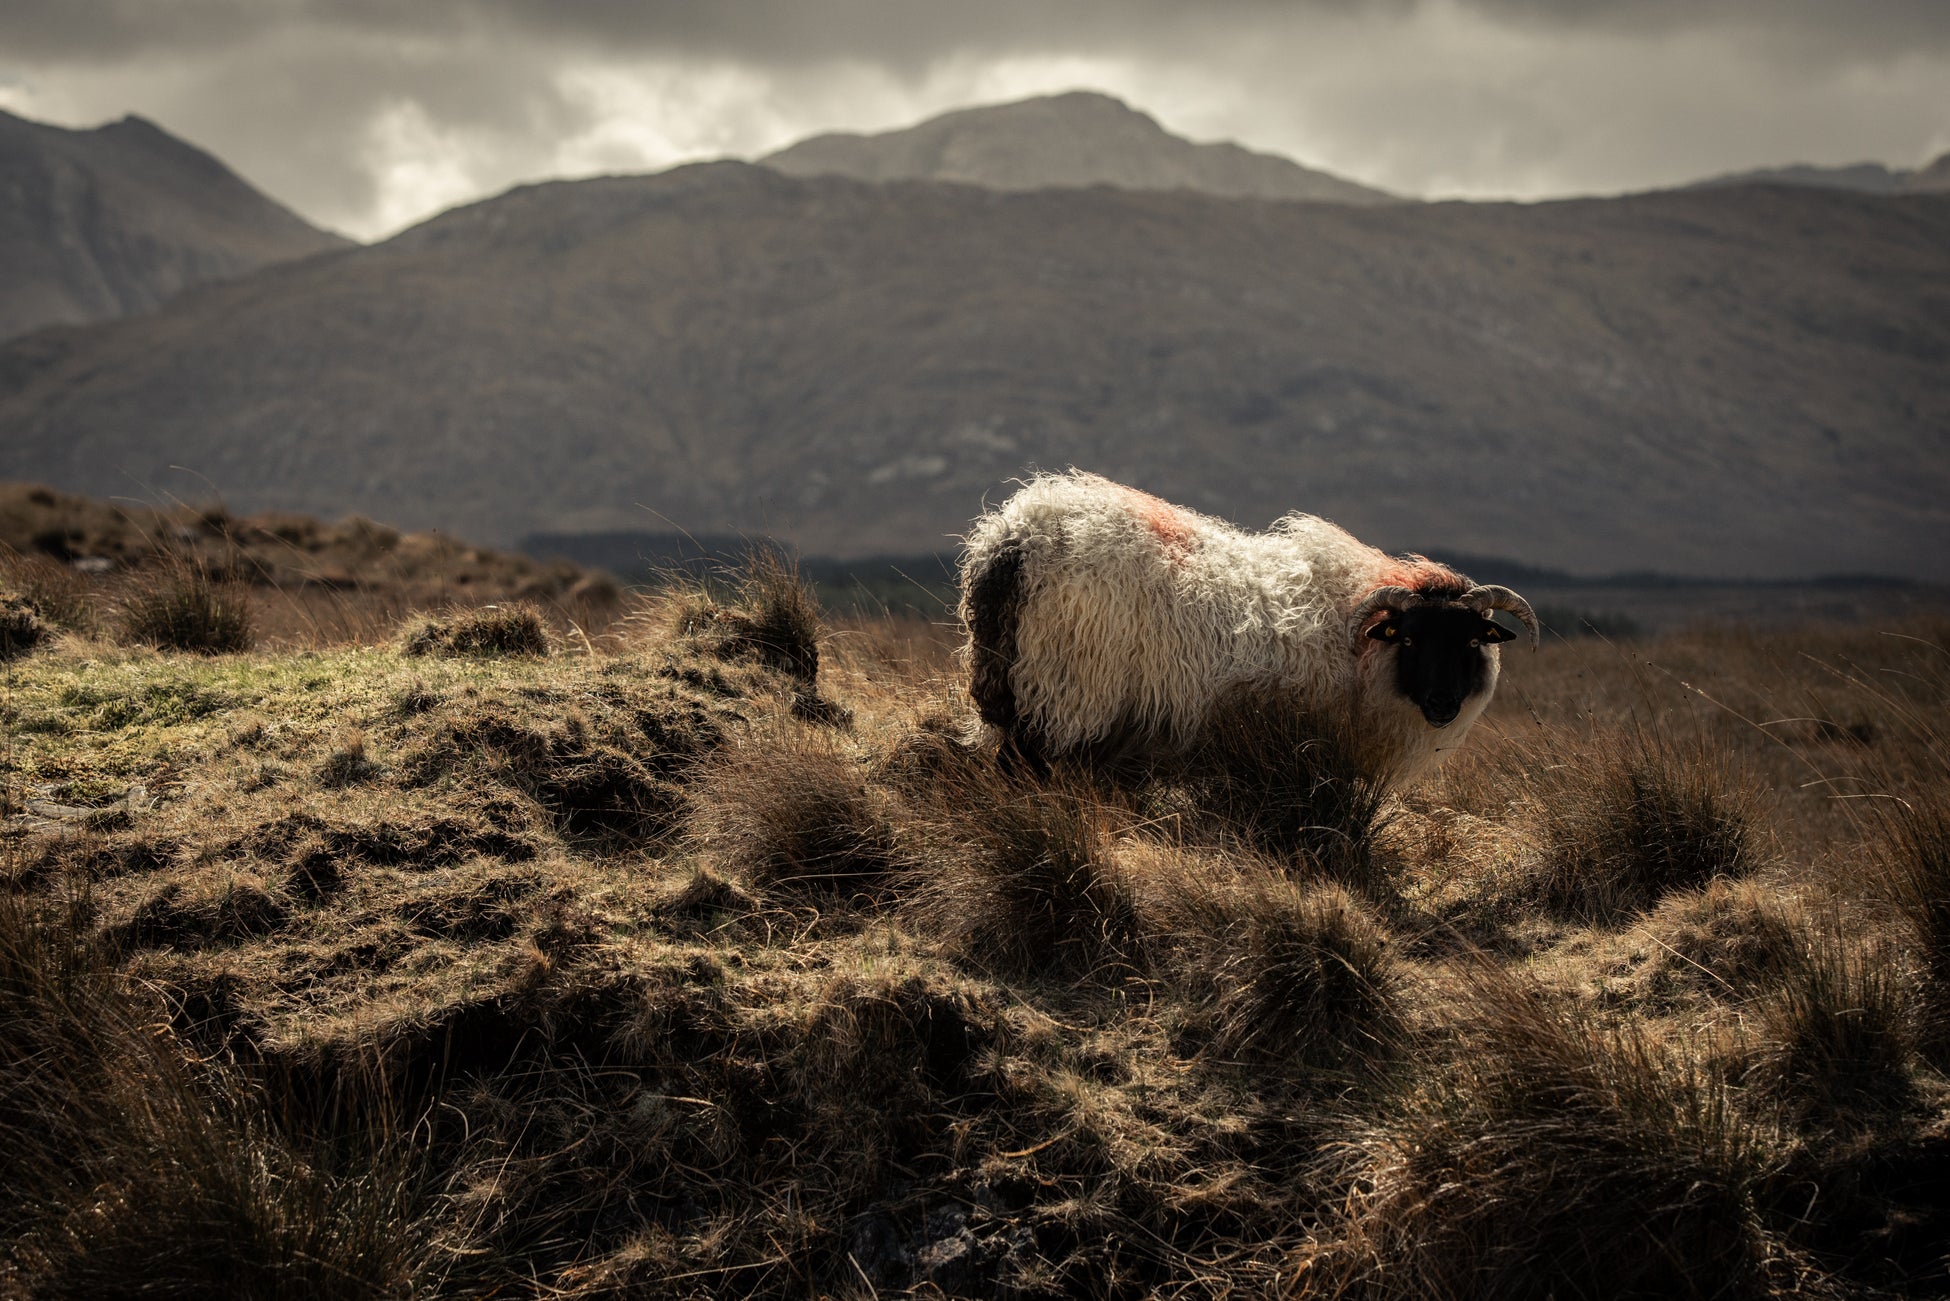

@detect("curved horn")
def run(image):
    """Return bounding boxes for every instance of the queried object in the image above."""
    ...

[1464,584,1540,649]
[1346,586,1420,653]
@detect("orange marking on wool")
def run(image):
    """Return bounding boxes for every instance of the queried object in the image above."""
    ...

[1118,486,1196,553]
[1374,554,1468,599]
[1355,556,1470,657]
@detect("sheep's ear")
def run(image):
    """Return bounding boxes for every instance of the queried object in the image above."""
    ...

[1479,619,1517,644]
[1366,620,1401,642]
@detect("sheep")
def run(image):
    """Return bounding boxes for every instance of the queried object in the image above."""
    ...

[958,471,1537,782]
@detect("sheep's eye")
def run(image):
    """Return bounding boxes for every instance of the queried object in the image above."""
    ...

[1368,622,1400,641]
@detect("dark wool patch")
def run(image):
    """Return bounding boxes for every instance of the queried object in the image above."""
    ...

[964,538,1026,733]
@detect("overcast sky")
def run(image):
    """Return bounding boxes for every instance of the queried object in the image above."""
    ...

[2,1,1946,241]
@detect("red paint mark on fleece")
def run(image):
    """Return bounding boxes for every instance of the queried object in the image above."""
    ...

[1118,486,1196,553]
[1373,555,1468,600]
[1355,555,1470,656]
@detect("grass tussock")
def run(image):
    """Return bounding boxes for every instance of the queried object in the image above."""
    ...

[691,721,903,896]
[907,776,1145,981]
[1,592,47,660]
[1302,966,1803,1300]
[117,560,255,654]
[4,533,1950,1298]
[667,547,823,684]
[1522,723,1763,921]
[1143,855,1400,1071]
[1,549,101,636]
[1875,781,1950,992]
[1745,926,1914,1127]
[1166,686,1395,895]
[399,601,550,657]
[1640,877,1806,999]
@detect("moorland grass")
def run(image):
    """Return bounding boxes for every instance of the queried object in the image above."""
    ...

[1,550,101,637]
[399,601,551,658]
[2,561,1947,1296]
[690,719,905,897]
[1166,686,1396,897]
[0,897,442,1298]
[1519,721,1765,921]
[1300,966,1805,1300]
[118,560,255,654]
[0,593,45,661]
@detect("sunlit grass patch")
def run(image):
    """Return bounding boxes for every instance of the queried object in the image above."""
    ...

[399,602,550,658]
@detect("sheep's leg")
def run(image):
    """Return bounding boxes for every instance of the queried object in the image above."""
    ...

[997,726,1052,781]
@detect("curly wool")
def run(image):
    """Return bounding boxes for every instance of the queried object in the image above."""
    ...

[958,471,1499,783]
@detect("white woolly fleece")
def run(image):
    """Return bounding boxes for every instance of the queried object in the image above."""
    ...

[958,471,1500,783]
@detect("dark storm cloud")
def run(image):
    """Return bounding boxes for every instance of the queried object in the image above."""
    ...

[1,0,1944,238]
[10,0,1947,64]
[1465,0,1950,45]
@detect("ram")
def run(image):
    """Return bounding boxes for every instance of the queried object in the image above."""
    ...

[959,471,1536,782]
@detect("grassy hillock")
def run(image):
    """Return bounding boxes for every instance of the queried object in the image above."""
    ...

[4,551,1950,1297]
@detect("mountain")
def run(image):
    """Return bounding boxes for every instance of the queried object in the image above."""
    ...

[0,163,1945,580]
[760,90,1394,205]
[1688,153,1950,195]
[0,109,350,341]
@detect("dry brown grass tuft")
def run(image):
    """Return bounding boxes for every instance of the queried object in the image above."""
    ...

[118,560,254,654]
[664,548,824,685]
[691,721,904,897]
[1165,687,1396,896]
[1,592,47,660]
[1874,780,1950,1029]
[1521,723,1764,921]
[1302,964,1803,1300]
[871,709,988,794]
[907,775,1145,981]
[1642,877,1807,999]
[1,549,102,636]
[1144,854,1401,1071]
[399,602,550,657]
[1745,925,1914,1127]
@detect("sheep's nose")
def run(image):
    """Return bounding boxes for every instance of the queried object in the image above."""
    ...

[1421,700,1461,728]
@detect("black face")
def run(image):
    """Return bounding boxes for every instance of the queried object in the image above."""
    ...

[1366,605,1515,728]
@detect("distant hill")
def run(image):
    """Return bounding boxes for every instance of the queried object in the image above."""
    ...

[0,109,350,341]
[761,91,1395,205]
[0,163,1945,580]
[1688,153,1950,195]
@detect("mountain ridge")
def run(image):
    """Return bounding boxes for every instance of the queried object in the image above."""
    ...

[0,161,1944,580]
[1686,152,1950,195]
[760,90,1394,205]
[0,108,350,341]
